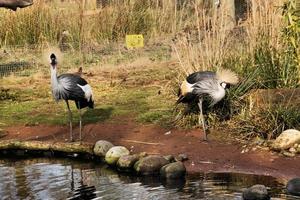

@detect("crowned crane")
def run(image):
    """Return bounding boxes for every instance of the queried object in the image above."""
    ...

[177,69,238,141]
[49,53,94,142]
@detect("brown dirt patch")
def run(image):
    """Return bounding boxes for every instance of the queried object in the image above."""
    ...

[2,119,300,180]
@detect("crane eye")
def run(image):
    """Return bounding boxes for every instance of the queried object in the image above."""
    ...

[220,82,227,89]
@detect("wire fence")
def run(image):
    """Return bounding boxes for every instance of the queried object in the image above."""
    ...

[0,42,126,78]
[0,43,90,78]
[0,62,32,77]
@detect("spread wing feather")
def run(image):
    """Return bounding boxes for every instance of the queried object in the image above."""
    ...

[56,74,87,101]
[186,71,216,84]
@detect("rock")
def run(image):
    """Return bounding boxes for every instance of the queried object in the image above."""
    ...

[289,147,297,153]
[134,155,169,175]
[93,140,114,157]
[164,155,176,162]
[282,151,295,157]
[272,129,300,150]
[105,146,130,165]
[287,178,300,196]
[242,184,270,200]
[177,154,188,162]
[164,131,171,135]
[117,154,140,170]
[160,162,186,179]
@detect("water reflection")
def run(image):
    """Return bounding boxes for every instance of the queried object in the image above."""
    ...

[0,158,299,200]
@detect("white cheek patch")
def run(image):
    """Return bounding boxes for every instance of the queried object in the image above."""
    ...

[220,82,227,89]
[77,84,93,101]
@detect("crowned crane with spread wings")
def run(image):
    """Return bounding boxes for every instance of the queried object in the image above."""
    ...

[177,69,238,141]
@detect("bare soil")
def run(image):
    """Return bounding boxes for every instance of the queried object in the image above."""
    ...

[2,118,300,180]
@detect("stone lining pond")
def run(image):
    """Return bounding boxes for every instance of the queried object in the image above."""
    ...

[1,157,300,200]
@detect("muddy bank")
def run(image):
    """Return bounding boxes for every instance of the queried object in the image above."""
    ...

[2,119,300,180]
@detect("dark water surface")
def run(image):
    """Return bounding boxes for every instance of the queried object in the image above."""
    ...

[0,158,299,200]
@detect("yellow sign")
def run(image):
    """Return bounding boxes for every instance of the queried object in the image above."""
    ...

[126,34,144,49]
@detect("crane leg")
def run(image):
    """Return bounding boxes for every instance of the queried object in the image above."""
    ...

[78,103,82,142]
[65,100,73,142]
[198,98,207,141]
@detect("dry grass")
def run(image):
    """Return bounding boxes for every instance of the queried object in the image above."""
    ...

[173,0,285,75]
[0,0,196,48]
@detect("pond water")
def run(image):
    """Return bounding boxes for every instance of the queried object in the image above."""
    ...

[0,157,299,200]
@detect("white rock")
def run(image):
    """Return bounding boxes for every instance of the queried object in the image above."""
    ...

[272,129,300,150]
[93,140,114,157]
[105,146,130,165]
[289,147,297,153]
[282,151,295,157]
[164,131,171,135]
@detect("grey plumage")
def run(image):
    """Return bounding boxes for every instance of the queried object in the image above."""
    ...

[177,69,238,141]
[52,73,93,108]
[50,53,94,141]
[186,71,216,84]
[177,71,223,105]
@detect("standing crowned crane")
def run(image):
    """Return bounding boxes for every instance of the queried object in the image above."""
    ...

[49,53,94,142]
[177,69,238,141]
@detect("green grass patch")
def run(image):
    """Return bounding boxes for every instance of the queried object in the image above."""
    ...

[0,87,174,128]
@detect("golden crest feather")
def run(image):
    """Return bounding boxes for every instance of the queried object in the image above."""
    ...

[216,68,239,85]
[42,47,63,66]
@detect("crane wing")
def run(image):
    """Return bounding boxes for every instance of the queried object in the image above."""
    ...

[186,71,216,84]
[57,74,88,100]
